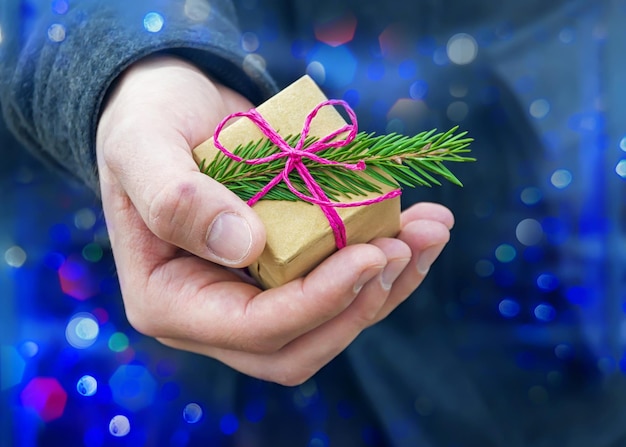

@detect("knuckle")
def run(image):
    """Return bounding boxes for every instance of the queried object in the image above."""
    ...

[124,300,164,338]
[147,180,198,242]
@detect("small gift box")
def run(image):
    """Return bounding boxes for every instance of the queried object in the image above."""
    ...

[193,75,401,289]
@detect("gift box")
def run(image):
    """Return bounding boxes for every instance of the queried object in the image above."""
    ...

[193,75,401,289]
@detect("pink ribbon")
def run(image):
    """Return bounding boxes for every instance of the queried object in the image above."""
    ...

[212,99,401,249]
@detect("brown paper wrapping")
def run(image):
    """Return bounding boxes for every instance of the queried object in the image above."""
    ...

[193,75,401,289]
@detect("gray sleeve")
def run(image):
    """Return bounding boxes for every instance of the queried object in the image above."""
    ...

[0,0,276,192]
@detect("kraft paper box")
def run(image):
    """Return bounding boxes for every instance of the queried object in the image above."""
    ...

[193,75,401,289]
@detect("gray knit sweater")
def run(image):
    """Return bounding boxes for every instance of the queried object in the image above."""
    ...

[0,0,275,192]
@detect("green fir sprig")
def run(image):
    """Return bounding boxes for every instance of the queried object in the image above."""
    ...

[199,126,474,202]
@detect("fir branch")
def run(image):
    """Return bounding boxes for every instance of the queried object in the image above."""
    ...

[200,127,474,202]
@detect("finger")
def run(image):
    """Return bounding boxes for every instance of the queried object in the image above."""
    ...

[373,218,451,322]
[158,243,410,385]
[401,202,455,229]
[113,237,388,353]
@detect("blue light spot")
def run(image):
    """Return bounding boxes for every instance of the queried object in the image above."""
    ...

[498,298,520,318]
[51,0,69,14]
[534,303,556,322]
[567,111,605,133]
[183,403,203,424]
[109,365,157,411]
[367,61,385,81]
[143,12,164,33]
[244,399,266,422]
[76,375,98,396]
[520,186,542,205]
[291,39,309,59]
[307,44,357,88]
[409,80,428,99]
[308,431,329,447]
[537,273,559,291]
[219,413,239,435]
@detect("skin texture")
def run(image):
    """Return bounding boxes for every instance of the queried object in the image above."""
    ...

[96,55,453,386]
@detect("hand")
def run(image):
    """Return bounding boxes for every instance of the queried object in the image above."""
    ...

[96,55,453,385]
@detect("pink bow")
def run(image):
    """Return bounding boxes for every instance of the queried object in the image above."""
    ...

[213,99,401,249]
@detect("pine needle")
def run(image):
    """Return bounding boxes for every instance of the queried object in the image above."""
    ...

[200,127,474,202]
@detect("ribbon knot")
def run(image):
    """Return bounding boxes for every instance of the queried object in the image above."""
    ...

[213,99,401,249]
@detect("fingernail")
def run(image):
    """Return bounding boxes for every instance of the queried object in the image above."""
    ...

[354,267,382,294]
[206,212,252,264]
[417,244,445,274]
[380,258,409,290]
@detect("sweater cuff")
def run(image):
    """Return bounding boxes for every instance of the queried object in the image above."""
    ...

[5,1,276,192]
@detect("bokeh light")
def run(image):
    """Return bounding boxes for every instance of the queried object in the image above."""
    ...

[550,169,572,189]
[495,244,517,263]
[529,99,550,119]
[306,44,357,88]
[183,403,203,424]
[534,303,556,322]
[615,160,626,178]
[520,187,542,205]
[109,415,131,437]
[243,53,267,78]
[65,312,99,349]
[20,377,67,422]
[58,254,99,300]
[314,12,357,47]
[537,273,559,291]
[76,375,98,397]
[446,33,478,65]
[143,12,164,33]
[47,23,66,42]
[4,245,27,267]
[19,341,39,358]
[109,365,157,411]
[184,0,210,21]
[108,332,129,352]
[516,218,543,246]
[51,0,69,14]
[498,298,521,318]
[219,413,239,435]
[74,208,96,230]
[447,101,469,122]
[241,31,260,52]
[475,259,495,277]
[409,80,429,100]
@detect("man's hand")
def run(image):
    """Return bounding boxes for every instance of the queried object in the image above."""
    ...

[96,55,453,386]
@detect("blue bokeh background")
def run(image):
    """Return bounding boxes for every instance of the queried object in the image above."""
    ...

[3,0,626,446]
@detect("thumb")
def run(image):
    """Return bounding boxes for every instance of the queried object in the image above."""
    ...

[98,123,266,268]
